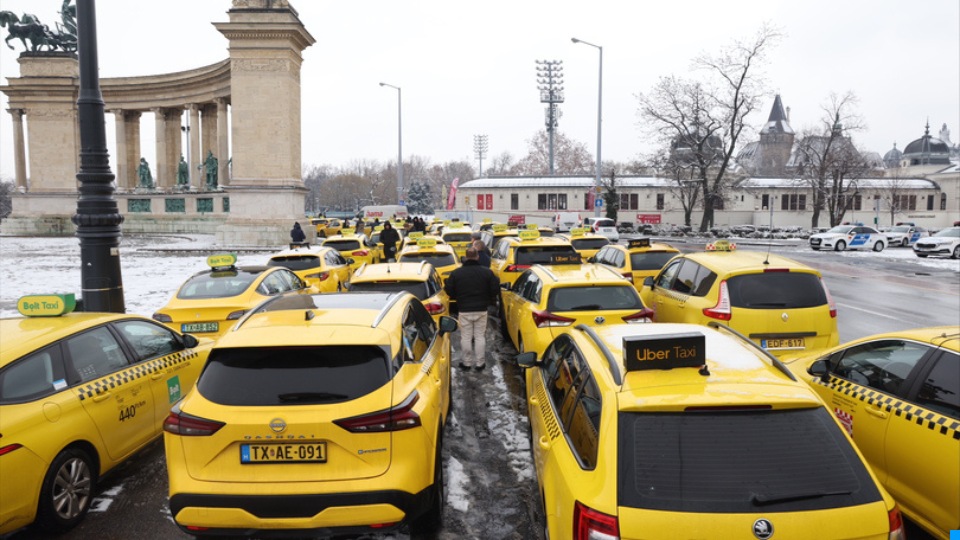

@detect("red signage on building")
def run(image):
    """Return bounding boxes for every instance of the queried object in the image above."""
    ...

[507,214,526,226]
[637,213,661,224]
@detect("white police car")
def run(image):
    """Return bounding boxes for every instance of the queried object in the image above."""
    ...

[810,224,885,252]
[883,224,929,247]
[913,226,960,259]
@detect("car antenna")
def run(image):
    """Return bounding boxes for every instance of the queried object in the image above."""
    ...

[763,232,773,266]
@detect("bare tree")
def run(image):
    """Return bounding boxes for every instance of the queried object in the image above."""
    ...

[645,148,701,227]
[638,25,779,231]
[876,171,916,227]
[485,151,516,176]
[510,130,594,175]
[302,164,334,214]
[790,92,872,227]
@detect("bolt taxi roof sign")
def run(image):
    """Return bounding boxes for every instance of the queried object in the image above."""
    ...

[623,332,705,372]
[18,293,77,317]
[417,237,438,248]
[519,230,540,241]
[207,253,238,269]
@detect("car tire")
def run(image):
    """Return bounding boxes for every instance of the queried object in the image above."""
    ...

[902,238,910,247]
[37,447,96,533]
[411,433,444,534]
[835,240,846,251]
[953,245,960,259]
[873,241,885,252]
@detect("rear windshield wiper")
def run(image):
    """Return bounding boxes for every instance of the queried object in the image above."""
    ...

[277,392,349,403]
[751,489,852,506]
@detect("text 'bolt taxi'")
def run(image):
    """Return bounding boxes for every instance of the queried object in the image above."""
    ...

[517,322,904,540]
[163,291,458,538]
[0,294,211,535]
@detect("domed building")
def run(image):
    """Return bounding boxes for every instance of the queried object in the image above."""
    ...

[901,121,952,167]
[883,143,902,169]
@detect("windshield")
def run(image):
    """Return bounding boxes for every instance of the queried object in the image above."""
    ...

[348,280,429,300]
[630,251,679,271]
[325,240,361,251]
[267,255,321,271]
[571,238,610,250]
[826,226,855,234]
[399,252,457,267]
[547,285,642,311]
[934,228,960,238]
[176,270,260,299]
[889,226,910,233]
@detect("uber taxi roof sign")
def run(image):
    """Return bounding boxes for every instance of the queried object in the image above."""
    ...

[628,238,651,249]
[624,332,705,371]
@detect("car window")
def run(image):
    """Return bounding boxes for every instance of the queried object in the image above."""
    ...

[177,270,259,299]
[399,252,457,267]
[114,319,183,362]
[727,272,826,308]
[671,260,714,296]
[630,251,678,271]
[0,345,68,403]
[268,255,321,271]
[548,286,642,311]
[257,272,289,295]
[612,250,625,268]
[656,260,682,289]
[565,374,601,469]
[594,247,610,264]
[198,345,391,406]
[547,343,587,417]
[522,274,542,303]
[571,238,610,250]
[348,280,429,300]
[326,240,362,251]
[512,271,533,294]
[65,327,130,383]
[401,303,434,363]
[516,246,579,265]
[831,339,929,395]
[914,351,959,419]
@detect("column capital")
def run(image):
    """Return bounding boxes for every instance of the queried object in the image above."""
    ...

[7,108,24,118]
[151,107,181,121]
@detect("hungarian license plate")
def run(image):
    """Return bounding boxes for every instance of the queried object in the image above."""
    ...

[241,442,327,464]
[762,338,805,349]
[181,322,219,333]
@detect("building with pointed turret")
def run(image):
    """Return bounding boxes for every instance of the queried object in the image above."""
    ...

[735,94,795,177]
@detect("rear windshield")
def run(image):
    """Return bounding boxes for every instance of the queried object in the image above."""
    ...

[443,233,473,243]
[399,253,457,267]
[197,346,390,406]
[572,238,610,250]
[548,286,642,311]
[267,255,321,271]
[325,240,361,251]
[618,408,880,513]
[727,272,827,309]
[630,251,678,271]
[516,246,581,265]
[177,270,260,299]
[348,280,429,300]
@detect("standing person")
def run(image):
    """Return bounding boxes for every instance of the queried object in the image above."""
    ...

[290,222,306,244]
[472,237,491,268]
[379,221,401,261]
[444,248,499,371]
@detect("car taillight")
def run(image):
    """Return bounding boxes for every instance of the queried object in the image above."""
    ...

[532,310,575,328]
[573,501,619,540]
[334,392,421,433]
[152,313,172,323]
[352,250,370,256]
[621,308,654,323]
[621,273,633,282]
[702,280,732,321]
[887,506,905,540]
[505,264,531,272]
[163,405,225,436]
[226,310,246,320]
[0,443,23,457]
[822,278,837,318]
[424,302,445,315]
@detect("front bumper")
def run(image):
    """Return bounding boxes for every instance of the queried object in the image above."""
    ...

[913,244,952,255]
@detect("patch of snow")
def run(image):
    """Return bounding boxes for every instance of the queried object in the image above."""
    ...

[444,456,471,513]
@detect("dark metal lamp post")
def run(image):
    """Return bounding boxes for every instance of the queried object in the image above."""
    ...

[73,0,125,312]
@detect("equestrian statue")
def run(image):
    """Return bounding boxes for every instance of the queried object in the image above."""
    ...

[0,0,78,53]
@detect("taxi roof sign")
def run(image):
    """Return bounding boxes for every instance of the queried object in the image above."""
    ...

[207,253,238,269]
[518,230,541,241]
[408,232,424,239]
[705,239,737,252]
[417,237,438,248]
[18,293,76,317]
[525,223,538,230]
[628,238,652,249]
[570,227,587,237]
[492,224,509,232]
[624,332,705,372]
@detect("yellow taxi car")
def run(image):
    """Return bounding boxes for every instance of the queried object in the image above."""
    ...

[517,322,904,540]
[321,233,378,271]
[479,223,519,252]
[346,262,451,324]
[397,237,461,285]
[557,228,611,261]
[639,240,839,357]
[152,254,315,339]
[489,230,581,288]
[0,294,212,535]
[164,291,458,538]
[592,237,681,290]
[366,226,386,263]
[316,218,344,238]
[266,244,352,293]
[500,263,652,355]
[440,226,475,259]
[783,326,959,539]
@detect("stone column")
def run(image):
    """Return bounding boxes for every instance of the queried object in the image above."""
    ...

[112,110,141,189]
[201,103,217,167]
[8,108,27,189]
[153,108,182,189]
[189,104,201,189]
[216,97,229,187]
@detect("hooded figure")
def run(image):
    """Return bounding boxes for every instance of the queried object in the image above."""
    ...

[290,222,306,244]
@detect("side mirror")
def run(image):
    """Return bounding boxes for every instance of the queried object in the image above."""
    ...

[346,258,355,264]
[180,333,200,349]
[642,276,655,289]
[516,351,539,368]
[809,359,830,380]
[438,315,459,336]
[500,282,511,290]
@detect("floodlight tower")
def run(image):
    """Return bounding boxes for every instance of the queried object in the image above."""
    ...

[474,134,489,177]
[536,60,564,175]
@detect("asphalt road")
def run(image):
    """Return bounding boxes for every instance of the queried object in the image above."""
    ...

[6,241,956,540]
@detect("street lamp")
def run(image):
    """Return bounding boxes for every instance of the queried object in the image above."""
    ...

[379,82,403,206]
[572,37,602,217]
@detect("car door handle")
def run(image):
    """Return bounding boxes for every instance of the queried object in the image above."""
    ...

[865,406,888,420]
[151,372,164,380]
[92,392,112,403]
[539,435,550,450]
[529,396,539,406]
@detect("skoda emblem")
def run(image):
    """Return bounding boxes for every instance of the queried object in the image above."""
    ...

[269,418,286,433]
[780,312,789,322]
[753,518,774,539]
[594,315,606,324]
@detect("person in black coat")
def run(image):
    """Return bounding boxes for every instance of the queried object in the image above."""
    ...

[380,221,401,261]
[444,248,499,371]
[290,222,306,244]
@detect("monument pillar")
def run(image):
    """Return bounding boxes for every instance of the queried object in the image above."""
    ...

[188,104,201,189]
[216,97,229,187]
[153,108,182,189]
[112,110,141,189]
[201,103,217,166]
[8,108,27,189]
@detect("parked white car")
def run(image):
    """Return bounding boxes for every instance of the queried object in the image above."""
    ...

[583,217,619,242]
[809,225,885,251]
[913,226,960,259]
[883,224,929,247]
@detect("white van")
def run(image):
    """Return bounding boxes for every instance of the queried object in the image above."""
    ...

[553,212,582,233]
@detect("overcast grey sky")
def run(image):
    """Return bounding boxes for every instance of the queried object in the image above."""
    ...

[1,0,958,181]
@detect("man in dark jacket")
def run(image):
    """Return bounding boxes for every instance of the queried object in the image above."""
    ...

[379,221,401,261]
[444,248,499,371]
[290,222,306,245]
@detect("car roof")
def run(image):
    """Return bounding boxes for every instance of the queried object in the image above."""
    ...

[350,261,436,282]
[399,243,457,255]
[269,245,330,258]
[681,250,819,275]
[531,263,630,285]
[577,323,821,409]
[503,236,571,247]
[1,313,138,366]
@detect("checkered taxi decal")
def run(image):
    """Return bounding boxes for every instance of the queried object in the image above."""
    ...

[77,349,198,401]
[819,377,960,441]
